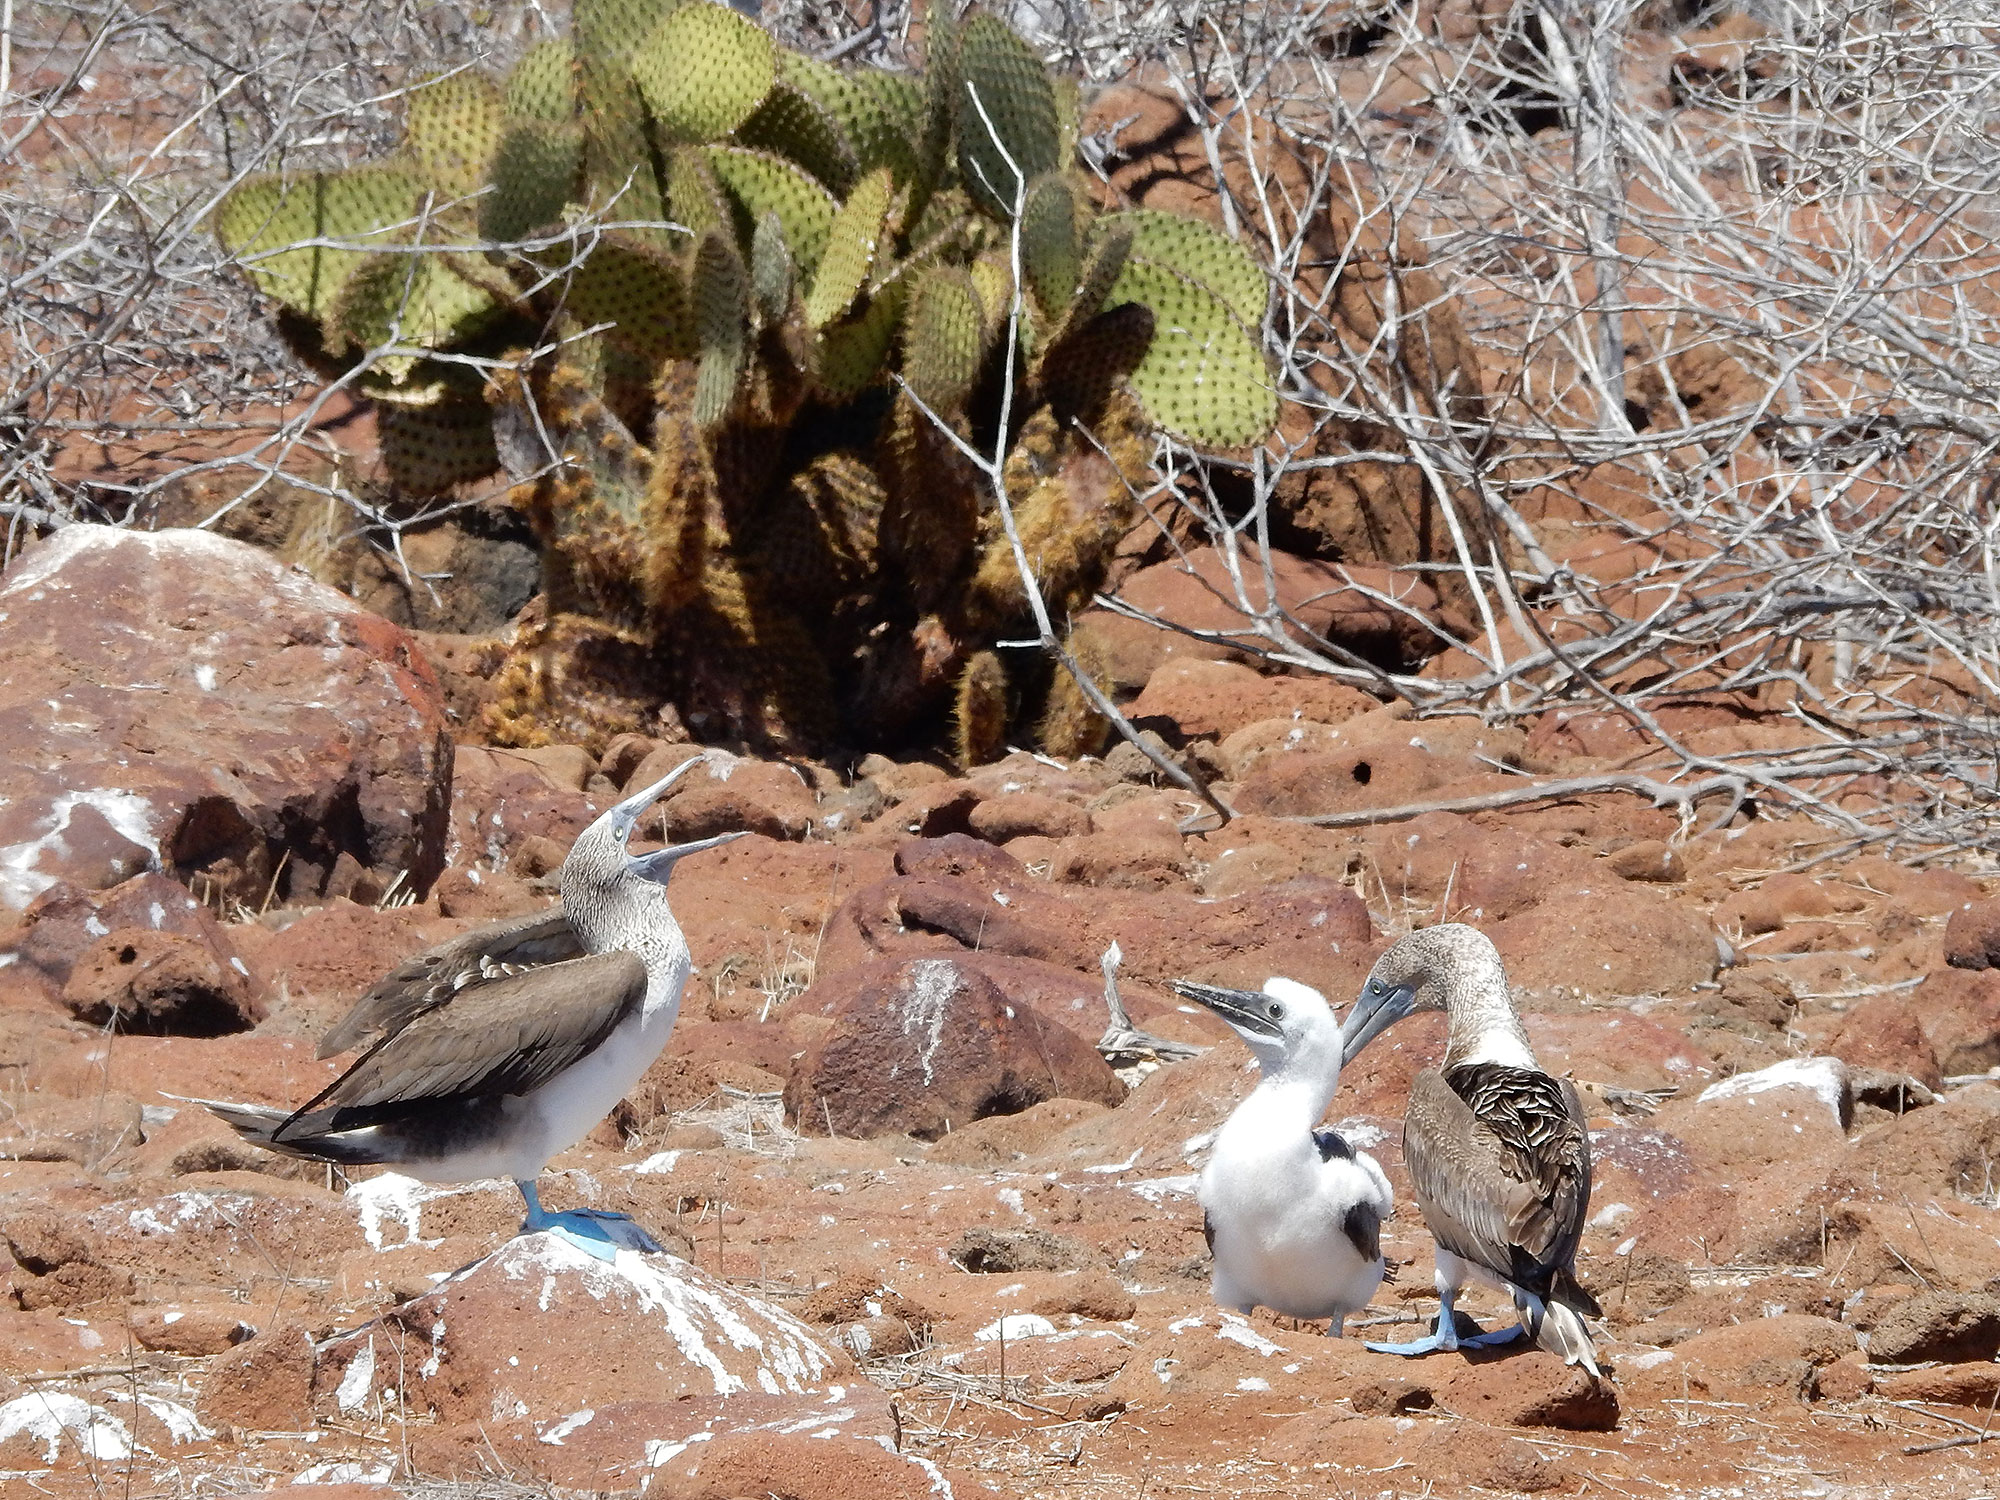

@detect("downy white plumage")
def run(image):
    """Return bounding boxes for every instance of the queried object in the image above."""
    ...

[1172,977,1394,1336]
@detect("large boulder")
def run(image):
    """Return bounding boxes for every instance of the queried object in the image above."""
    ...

[316,1234,849,1425]
[786,955,1125,1139]
[0,525,452,910]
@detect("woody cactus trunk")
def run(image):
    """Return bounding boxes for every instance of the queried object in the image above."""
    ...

[215,0,1278,762]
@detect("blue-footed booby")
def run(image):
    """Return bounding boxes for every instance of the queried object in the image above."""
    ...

[1171,977,1394,1336]
[198,756,740,1258]
[1342,924,1603,1376]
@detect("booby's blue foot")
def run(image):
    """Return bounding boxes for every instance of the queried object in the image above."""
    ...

[1461,1323,1526,1348]
[1364,1331,1454,1357]
[515,1181,666,1259]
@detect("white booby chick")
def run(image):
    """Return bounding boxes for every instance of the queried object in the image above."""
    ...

[197,756,740,1258]
[1342,923,1603,1376]
[1171,976,1394,1336]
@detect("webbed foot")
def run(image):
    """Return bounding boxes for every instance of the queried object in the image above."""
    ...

[1461,1322,1526,1348]
[1364,1330,1455,1357]
[525,1209,667,1259]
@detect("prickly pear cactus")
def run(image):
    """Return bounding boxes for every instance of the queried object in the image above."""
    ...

[215,0,1280,756]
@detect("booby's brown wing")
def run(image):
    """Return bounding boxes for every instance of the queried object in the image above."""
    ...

[316,909,584,1059]
[1403,1064,1593,1300]
[275,951,645,1137]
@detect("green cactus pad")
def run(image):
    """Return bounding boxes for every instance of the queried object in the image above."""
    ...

[667,146,729,238]
[504,40,577,123]
[692,228,749,424]
[750,211,794,325]
[574,0,679,230]
[631,1,776,143]
[955,14,1061,220]
[403,73,506,197]
[1102,210,1268,331]
[327,250,497,355]
[804,166,893,330]
[214,167,422,320]
[902,266,986,413]
[778,54,921,186]
[704,146,838,271]
[481,120,582,242]
[967,251,1015,331]
[379,399,501,496]
[735,81,858,199]
[1105,257,1276,446]
[916,0,960,221]
[1037,300,1154,422]
[1019,172,1079,316]
[574,0,687,71]
[1064,221,1132,331]
[564,232,696,360]
[813,279,906,400]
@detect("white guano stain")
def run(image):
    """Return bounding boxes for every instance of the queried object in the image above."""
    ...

[490,1235,837,1397]
[0,1393,132,1462]
[899,959,961,1087]
[0,788,159,908]
[336,1337,375,1412]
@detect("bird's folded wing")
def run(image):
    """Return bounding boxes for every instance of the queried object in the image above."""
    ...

[1404,1068,1591,1288]
[316,909,585,1058]
[279,951,646,1134]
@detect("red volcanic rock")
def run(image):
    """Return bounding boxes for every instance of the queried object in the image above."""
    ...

[130,1303,258,1356]
[0,526,452,911]
[197,1320,315,1432]
[1127,658,1378,741]
[1630,1315,1858,1403]
[786,956,1123,1139]
[1827,994,1943,1089]
[1526,707,1652,765]
[1365,812,1595,922]
[60,927,261,1034]
[1838,1084,2000,1200]
[648,1428,1005,1500]
[1944,896,2000,970]
[0,1090,144,1167]
[1434,1352,1620,1430]
[1081,545,1447,690]
[448,744,603,873]
[1049,831,1188,890]
[1488,883,1721,998]
[1233,742,1447,817]
[1607,839,1686,883]
[8,870,249,1000]
[1879,1362,2000,1406]
[1866,1292,2000,1364]
[1904,969,2000,1075]
[316,1235,850,1425]
[968,793,1092,843]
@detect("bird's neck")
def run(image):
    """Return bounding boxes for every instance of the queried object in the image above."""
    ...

[1237,1055,1341,1138]
[1443,991,1537,1071]
[570,887,690,1020]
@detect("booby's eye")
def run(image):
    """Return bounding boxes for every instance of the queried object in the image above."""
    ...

[1267,1002,1284,1019]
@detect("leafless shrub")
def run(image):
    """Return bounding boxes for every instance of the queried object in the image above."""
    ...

[1069,0,2000,861]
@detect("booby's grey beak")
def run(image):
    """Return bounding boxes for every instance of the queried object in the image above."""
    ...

[607,755,710,841]
[1172,980,1286,1043]
[1341,976,1416,1065]
[627,828,746,883]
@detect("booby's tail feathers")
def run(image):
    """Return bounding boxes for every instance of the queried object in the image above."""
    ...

[170,1093,386,1167]
[1553,1267,1604,1318]
[1517,1288,1603,1379]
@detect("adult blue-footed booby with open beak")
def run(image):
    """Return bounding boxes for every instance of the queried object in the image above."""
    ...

[197,756,741,1259]
[1342,924,1603,1376]
[1171,977,1393,1336]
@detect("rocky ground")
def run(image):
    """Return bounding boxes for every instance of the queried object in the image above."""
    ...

[0,524,1996,1499]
